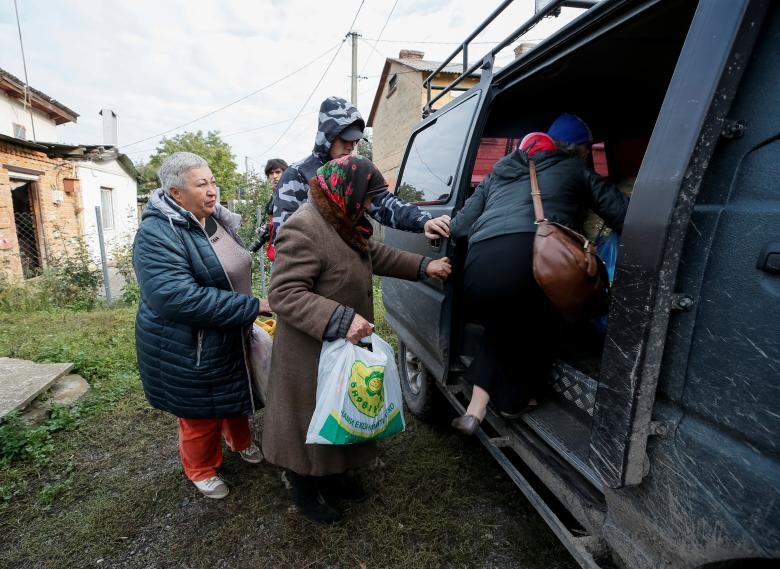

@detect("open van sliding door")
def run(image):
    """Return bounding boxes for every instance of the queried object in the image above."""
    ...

[381,89,488,382]
[589,0,770,488]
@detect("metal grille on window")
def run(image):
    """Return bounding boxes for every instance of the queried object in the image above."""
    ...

[10,180,43,278]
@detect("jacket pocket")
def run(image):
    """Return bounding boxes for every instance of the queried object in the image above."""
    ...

[195,329,204,367]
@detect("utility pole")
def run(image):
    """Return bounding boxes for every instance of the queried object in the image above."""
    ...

[349,31,360,106]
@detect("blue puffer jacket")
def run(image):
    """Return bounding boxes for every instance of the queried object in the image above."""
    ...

[133,189,260,419]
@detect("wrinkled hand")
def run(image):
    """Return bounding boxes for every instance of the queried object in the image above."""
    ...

[346,313,373,344]
[259,298,272,316]
[424,215,451,240]
[426,257,452,281]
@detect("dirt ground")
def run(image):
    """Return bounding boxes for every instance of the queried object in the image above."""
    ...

[1,405,578,568]
[0,309,578,569]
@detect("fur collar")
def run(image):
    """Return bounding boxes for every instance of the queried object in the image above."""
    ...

[309,183,370,255]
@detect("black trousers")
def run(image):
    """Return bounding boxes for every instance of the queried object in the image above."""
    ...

[463,232,554,413]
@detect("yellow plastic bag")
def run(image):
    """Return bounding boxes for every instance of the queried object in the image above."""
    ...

[255,318,276,337]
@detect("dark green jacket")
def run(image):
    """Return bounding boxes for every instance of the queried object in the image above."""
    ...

[133,189,259,419]
[450,150,628,243]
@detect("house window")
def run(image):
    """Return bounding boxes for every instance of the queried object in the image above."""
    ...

[387,73,398,97]
[100,187,115,230]
[13,123,27,140]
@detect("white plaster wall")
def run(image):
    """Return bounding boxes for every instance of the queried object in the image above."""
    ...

[0,91,58,142]
[77,160,138,262]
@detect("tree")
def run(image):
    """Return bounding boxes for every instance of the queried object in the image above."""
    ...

[147,130,241,200]
[134,161,159,195]
[356,129,373,161]
[231,172,274,245]
[395,182,424,203]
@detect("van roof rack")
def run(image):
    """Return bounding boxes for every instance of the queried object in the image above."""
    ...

[423,0,599,117]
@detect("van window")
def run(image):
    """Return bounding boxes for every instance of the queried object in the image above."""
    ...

[396,94,479,204]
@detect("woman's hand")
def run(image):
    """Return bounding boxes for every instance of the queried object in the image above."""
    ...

[259,298,273,316]
[346,313,373,344]
[424,215,451,239]
[426,257,452,281]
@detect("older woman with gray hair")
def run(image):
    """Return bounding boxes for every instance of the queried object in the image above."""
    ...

[133,151,270,499]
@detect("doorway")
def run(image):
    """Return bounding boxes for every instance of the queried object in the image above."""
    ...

[11,181,43,278]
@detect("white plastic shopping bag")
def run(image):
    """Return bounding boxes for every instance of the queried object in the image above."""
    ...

[306,333,405,445]
[248,323,273,404]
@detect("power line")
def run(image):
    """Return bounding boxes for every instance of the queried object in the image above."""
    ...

[13,0,35,141]
[346,0,366,37]
[250,41,347,160]
[251,0,366,161]
[358,0,398,76]
[122,41,342,149]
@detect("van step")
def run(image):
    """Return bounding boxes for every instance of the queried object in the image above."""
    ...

[520,401,602,490]
[437,382,607,569]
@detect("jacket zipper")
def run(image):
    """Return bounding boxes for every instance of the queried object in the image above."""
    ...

[195,329,204,367]
[195,216,257,414]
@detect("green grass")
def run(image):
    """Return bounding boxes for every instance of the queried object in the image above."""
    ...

[0,306,576,569]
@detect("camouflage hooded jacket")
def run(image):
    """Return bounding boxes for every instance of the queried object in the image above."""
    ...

[271,96,432,243]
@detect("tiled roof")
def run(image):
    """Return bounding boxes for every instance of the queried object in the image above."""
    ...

[389,58,481,76]
[0,67,78,123]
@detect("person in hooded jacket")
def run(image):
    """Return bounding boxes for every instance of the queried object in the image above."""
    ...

[271,96,451,247]
[133,152,271,499]
[448,114,629,435]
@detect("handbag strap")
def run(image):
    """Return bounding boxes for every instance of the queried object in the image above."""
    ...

[528,159,546,223]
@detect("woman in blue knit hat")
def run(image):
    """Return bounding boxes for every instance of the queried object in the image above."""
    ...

[447,114,629,435]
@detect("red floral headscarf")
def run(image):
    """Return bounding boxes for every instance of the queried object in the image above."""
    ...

[313,155,387,253]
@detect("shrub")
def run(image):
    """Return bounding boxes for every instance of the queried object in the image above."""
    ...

[112,240,140,305]
[0,233,103,312]
[41,241,103,310]
[0,405,79,468]
[0,276,49,312]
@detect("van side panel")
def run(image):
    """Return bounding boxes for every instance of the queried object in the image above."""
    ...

[601,3,780,567]
[589,0,768,489]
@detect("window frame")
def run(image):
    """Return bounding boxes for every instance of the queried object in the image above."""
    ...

[12,123,27,140]
[387,73,398,97]
[100,187,115,230]
[394,92,481,206]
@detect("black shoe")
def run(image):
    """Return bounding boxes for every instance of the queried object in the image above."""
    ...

[287,471,342,525]
[451,414,480,435]
[499,399,539,420]
[319,473,367,507]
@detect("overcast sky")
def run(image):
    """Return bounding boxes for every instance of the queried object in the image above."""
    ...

[0,0,582,175]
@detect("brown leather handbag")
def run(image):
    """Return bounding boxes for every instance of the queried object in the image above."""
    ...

[528,159,609,321]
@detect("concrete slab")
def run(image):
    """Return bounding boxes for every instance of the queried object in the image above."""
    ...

[21,374,90,425]
[0,357,74,419]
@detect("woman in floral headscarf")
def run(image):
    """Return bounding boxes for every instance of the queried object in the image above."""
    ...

[263,155,451,524]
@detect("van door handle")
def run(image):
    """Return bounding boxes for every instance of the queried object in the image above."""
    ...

[429,238,442,251]
[757,241,780,274]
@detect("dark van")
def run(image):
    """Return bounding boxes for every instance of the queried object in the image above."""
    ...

[380,0,780,567]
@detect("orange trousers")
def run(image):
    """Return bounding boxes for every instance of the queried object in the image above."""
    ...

[177,416,252,481]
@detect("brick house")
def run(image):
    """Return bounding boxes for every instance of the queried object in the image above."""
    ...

[0,69,137,282]
[1,68,81,281]
[366,50,480,190]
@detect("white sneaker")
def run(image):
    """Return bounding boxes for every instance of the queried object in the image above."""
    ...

[193,476,229,499]
[239,443,264,464]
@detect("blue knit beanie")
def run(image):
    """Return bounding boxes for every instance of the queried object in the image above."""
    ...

[547,113,593,146]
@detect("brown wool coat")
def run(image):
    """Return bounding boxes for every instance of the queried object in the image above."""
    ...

[263,200,424,476]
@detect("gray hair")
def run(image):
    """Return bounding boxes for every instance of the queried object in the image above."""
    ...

[158,152,209,194]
